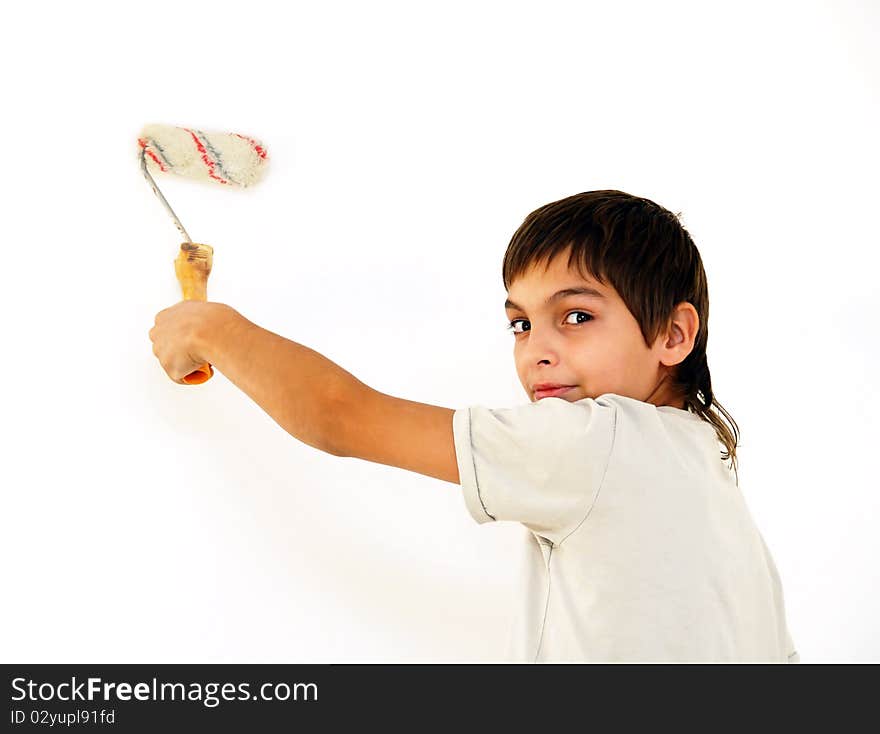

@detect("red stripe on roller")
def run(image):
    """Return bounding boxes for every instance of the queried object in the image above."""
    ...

[233,132,268,159]
[182,128,229,184]
[138,137,168,172]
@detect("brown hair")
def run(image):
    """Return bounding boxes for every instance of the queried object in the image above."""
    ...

[502,190,741,483]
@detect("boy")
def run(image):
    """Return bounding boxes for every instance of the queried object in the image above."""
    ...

[149,189,799,663]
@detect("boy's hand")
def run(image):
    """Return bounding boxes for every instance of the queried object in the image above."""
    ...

[149,301,233,384]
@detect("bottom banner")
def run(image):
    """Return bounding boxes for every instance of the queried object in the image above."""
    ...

[3,662,811,729]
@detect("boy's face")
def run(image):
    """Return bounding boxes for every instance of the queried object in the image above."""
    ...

[504,248,689,408]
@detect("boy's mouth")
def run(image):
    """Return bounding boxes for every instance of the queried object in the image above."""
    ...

[534,385,576,400]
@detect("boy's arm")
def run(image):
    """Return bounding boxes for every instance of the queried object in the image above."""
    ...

[203,306,460,485]
[331,385,460,484]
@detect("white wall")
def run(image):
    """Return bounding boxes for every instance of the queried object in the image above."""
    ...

[2,0,877,662]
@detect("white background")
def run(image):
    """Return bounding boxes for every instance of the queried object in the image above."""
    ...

[1,0,877,662]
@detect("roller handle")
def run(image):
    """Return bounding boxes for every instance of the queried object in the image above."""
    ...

[174,242,215,385]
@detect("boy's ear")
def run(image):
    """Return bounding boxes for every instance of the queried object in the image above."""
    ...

[659,301,699,367]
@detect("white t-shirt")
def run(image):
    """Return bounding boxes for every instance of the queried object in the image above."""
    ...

[452,392,799,663]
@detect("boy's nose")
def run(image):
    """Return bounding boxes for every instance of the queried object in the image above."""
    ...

[521,330,563,363]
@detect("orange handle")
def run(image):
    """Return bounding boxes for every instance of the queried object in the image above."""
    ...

[174,242,215,385]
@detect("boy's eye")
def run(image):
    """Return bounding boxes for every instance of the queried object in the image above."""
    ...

[506,311,594,334]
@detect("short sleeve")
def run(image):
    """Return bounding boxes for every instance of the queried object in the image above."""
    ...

[452,396,616,544]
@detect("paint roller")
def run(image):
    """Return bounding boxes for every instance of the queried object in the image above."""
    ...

[138,123,269,384]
